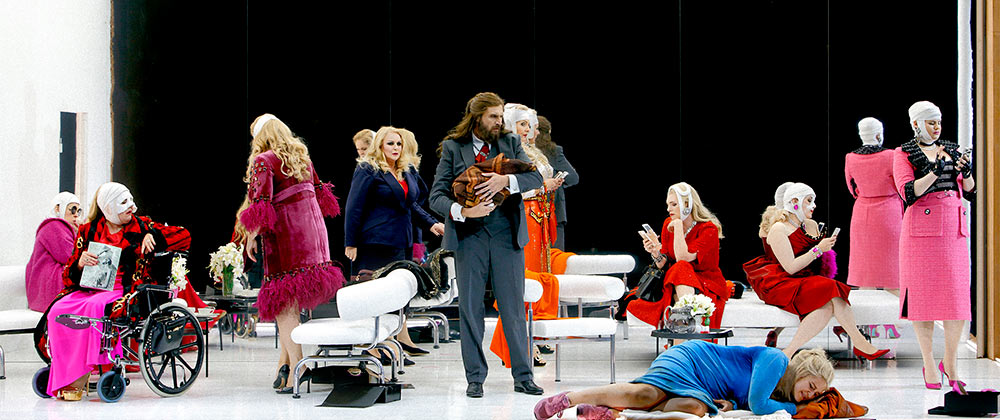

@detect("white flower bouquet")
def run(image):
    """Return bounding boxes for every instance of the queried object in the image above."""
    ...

[208,242,244,296]
[169,255,189,292]
[674,293,716,318]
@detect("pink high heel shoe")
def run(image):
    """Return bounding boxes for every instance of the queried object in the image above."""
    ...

[923,367,942,390]
[883,324,901,339]
[938,361,967,390]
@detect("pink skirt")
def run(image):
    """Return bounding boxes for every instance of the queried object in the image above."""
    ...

[847,195,903,288]
[898,192,970,321]
[46,286,123,396]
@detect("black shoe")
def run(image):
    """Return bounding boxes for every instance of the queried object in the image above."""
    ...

[403,356,415,367]
[400,342,429,356]
[537,344,554,354]
[272,364,289,389]
[276,368,312,394]
[514,379,544,395]
[466,382,484,398]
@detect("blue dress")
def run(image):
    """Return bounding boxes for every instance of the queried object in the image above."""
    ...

[632,341,796,416]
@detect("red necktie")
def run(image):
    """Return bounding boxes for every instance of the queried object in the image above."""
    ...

[475,143,489,163]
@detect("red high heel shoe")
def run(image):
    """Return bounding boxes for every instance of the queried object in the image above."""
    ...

[832,326,848,343]
[938,361,967,389]
[765,330,778,347]
[923,367,942,389]
[852,346,890,360]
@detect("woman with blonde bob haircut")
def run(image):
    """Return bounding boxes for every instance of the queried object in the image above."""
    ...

[625,182,731,333]
[533,341,835,419]
[239,113,345,393]
[344,126,444,357]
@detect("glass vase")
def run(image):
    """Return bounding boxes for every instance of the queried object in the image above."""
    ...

[222,267,234,296]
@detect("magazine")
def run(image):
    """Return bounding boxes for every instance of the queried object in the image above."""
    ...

[80,242,122,291]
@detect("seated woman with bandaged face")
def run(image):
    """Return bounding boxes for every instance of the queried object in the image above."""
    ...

[743,182,889,359]
[42,182,191,400]
[624,183,730,336]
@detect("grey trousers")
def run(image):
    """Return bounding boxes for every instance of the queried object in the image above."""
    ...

[554,222,567,251]
[456,227,533,383]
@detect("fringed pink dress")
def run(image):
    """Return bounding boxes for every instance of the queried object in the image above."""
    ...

[844,146,903,288]
[892,140,973,321]
[239,151,345,320]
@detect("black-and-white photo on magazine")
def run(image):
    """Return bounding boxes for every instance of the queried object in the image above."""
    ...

[80,242,122,291]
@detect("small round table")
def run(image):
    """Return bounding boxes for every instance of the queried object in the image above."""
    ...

[651,328,733,349]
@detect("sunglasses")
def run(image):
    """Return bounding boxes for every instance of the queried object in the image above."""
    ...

[67,206,82,215]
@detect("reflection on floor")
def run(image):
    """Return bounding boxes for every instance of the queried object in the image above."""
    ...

[1,318,998,419]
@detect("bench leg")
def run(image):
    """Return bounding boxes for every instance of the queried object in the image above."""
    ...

[610,335,616,384]
[0,344,5,379]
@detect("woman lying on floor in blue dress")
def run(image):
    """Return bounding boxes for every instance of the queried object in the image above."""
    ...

[534,340,834,420]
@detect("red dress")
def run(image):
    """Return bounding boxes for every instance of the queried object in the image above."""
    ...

[627,220,730,329]
[743,228,850,318]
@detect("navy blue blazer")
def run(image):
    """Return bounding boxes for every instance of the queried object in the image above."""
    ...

[344,163,439,249]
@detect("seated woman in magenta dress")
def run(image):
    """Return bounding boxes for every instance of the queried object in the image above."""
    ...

[626,182,730,331]
[743,182,888,359]
[25,192,81,312]
[533,341,834,419]
[43,182,191,400]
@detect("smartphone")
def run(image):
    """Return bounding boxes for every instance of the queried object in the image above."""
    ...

[817,222,825,232]
[554,171,569,180]
[832,227,841,237]
[641,223,657,239]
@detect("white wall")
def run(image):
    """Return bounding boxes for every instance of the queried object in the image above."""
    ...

[0,0,112,265]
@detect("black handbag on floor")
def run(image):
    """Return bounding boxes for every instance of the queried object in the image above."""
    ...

[636,264,666,302]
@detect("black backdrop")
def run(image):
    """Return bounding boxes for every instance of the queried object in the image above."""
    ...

[112,1,967,300]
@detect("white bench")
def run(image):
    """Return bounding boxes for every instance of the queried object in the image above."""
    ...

[720,288,910,353]
[0,265,46,380]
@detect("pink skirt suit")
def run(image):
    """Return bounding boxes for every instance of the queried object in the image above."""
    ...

[844,147,903,288]
[892,140,973,321]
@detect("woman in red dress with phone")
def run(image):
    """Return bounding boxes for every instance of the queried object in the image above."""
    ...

[626,182,730,331]
[743,182,888,359]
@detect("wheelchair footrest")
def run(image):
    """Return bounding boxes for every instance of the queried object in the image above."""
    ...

[318,383,401,407]
[55,314,98,330]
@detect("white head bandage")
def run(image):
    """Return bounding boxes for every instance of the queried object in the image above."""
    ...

[774,182,795,207]
[908,101,941,143]
[252,114,278,138]
[782,182,816,225]
[97,182,137,225]
[858,117,884,146]
[527,110,539,140]
[503,104,534,139]
[50,191,81,219]
[669,184,694,220]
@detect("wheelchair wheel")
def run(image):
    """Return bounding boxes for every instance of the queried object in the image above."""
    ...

[138,304,204,398]
[32,366,51,399]
[97,371,126,403]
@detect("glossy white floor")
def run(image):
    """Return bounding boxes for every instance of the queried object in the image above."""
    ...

[1,318,998,420]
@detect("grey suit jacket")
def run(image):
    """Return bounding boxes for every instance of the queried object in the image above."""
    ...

[548,145,579,223]
[430,132,544,250]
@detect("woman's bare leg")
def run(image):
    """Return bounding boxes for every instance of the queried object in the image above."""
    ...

[275,303,304,379]
[941,320,965,384]
[829,297,878,354]
[395,319,418,347]
[566,383,708,416]
[783,301,833,358]
[912,320,937,384]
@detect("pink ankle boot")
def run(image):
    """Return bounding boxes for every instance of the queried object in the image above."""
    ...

[534,392,571,420]
[577,404,617,420]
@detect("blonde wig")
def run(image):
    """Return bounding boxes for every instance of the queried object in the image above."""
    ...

[358,126,421,178]
[773,348,834,402]
[233,197,251,245]
[245,114,312,183]
[667,182,724,238]
[85,186,102,224]
[759,205,792,236]
[352,129,375,147]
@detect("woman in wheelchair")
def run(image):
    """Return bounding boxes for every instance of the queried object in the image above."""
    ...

[42,182,192,400]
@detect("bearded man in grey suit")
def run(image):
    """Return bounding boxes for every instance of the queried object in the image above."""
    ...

[429,92,544,398]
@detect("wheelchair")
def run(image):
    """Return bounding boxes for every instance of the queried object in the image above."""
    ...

[32,253,205,403]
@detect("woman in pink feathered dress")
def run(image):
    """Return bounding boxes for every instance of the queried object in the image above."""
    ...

[25,192,81,312]
[239,114,344,393]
